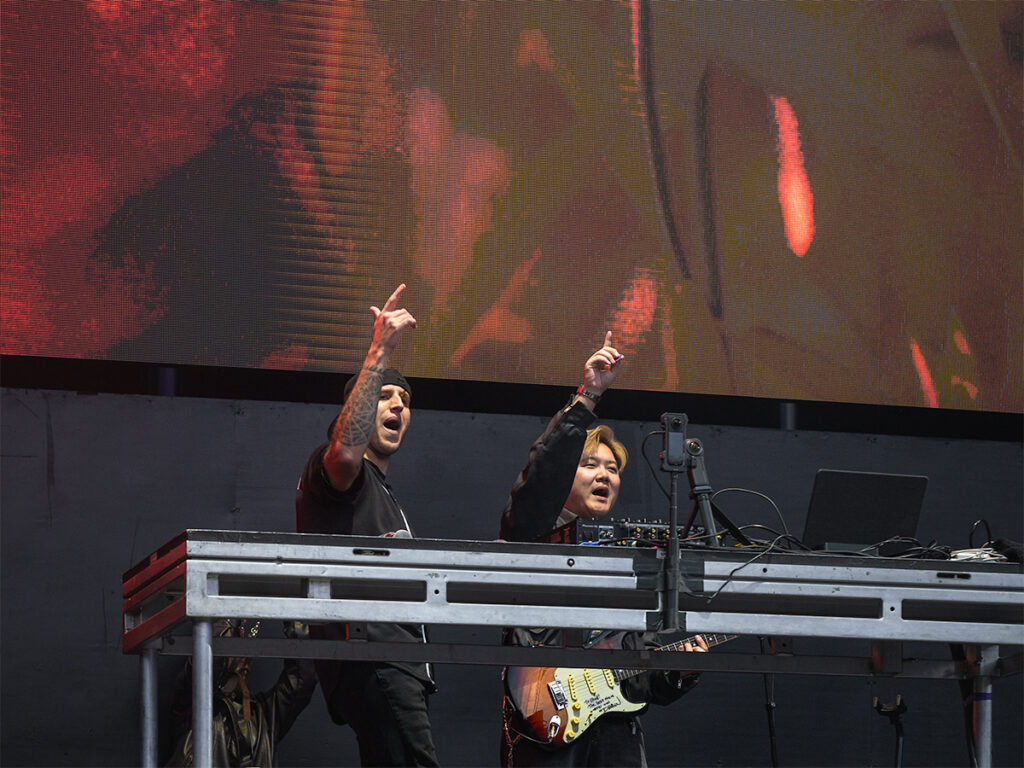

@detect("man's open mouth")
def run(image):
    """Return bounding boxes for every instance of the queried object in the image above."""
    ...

[592,487,609,499]
[383,416,401,432]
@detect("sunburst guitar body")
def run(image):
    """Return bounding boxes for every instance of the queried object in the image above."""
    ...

[504,632,736,747]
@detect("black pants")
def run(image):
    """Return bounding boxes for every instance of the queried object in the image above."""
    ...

[329,663,439,767]
[502,710,647,768]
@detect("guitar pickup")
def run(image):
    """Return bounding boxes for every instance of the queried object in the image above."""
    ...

[547,680,568,710]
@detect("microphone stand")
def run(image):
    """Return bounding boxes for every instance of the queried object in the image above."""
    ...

[660,414,751,631]
[873,695,907,768]
[681,438,752,548]
[659,413,687,631]
[683,437,721,546]
[760,637,780,767]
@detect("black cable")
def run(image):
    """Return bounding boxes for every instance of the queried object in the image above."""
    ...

[735,525,809,550]
[968,519,993,548]
[949,643,979,768]
[641,429,671,500]
[703,535,794,603]
[678,527,721,546]
[895,546,952,560]
[868,536,953,560]
[711,487,790,537]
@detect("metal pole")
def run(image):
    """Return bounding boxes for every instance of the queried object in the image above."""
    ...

[660,412,687,631]
[139,648,158,768]
[192,618,214,768]
[665,472,680,630]
[973,645,997,768]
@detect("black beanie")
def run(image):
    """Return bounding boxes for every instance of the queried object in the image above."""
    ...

[342,368,412,402]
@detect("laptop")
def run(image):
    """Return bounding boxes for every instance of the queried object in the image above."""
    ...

[801,469,928,551]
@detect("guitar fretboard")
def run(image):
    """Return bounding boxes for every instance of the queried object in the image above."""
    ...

[612,632,737,682]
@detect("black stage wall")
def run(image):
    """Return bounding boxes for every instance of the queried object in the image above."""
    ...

[1,386,1021,767]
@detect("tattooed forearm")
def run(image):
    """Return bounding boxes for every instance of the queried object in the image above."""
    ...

[336,367,385,447]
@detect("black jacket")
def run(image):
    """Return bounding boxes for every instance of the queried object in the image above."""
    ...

[499,400,700,707]
[166,628,317,767]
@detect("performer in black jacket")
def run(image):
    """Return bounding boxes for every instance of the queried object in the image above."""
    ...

[296,283,439,767]
[165,620,317,767]
[499,332,708,767]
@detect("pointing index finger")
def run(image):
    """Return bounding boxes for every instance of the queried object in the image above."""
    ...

[381,283,407,313]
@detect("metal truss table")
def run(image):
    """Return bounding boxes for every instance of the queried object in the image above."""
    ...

[123,530,1023,768]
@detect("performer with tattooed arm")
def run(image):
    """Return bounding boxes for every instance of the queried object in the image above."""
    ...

[296,283,439,766]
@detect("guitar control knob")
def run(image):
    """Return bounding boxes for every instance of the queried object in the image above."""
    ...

[572,701,581,711]
[571,717,580,726]
[565,731,575,742]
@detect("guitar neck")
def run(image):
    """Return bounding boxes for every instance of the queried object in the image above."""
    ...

[613,633,737,682]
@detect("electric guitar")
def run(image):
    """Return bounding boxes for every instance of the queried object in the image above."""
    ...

[504,632,737,747]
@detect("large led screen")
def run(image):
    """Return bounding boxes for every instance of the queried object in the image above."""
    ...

[3,1,1021,412]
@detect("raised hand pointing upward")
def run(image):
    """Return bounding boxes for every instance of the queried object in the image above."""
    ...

[369,283,418,361]
[577,330,623,409]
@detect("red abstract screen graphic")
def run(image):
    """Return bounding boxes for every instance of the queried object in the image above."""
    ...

[2,0,1021,413]
[771,96,814,258]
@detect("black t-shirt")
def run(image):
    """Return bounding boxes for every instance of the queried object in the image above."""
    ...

[295,445,434,692]
[297,444,411,537]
